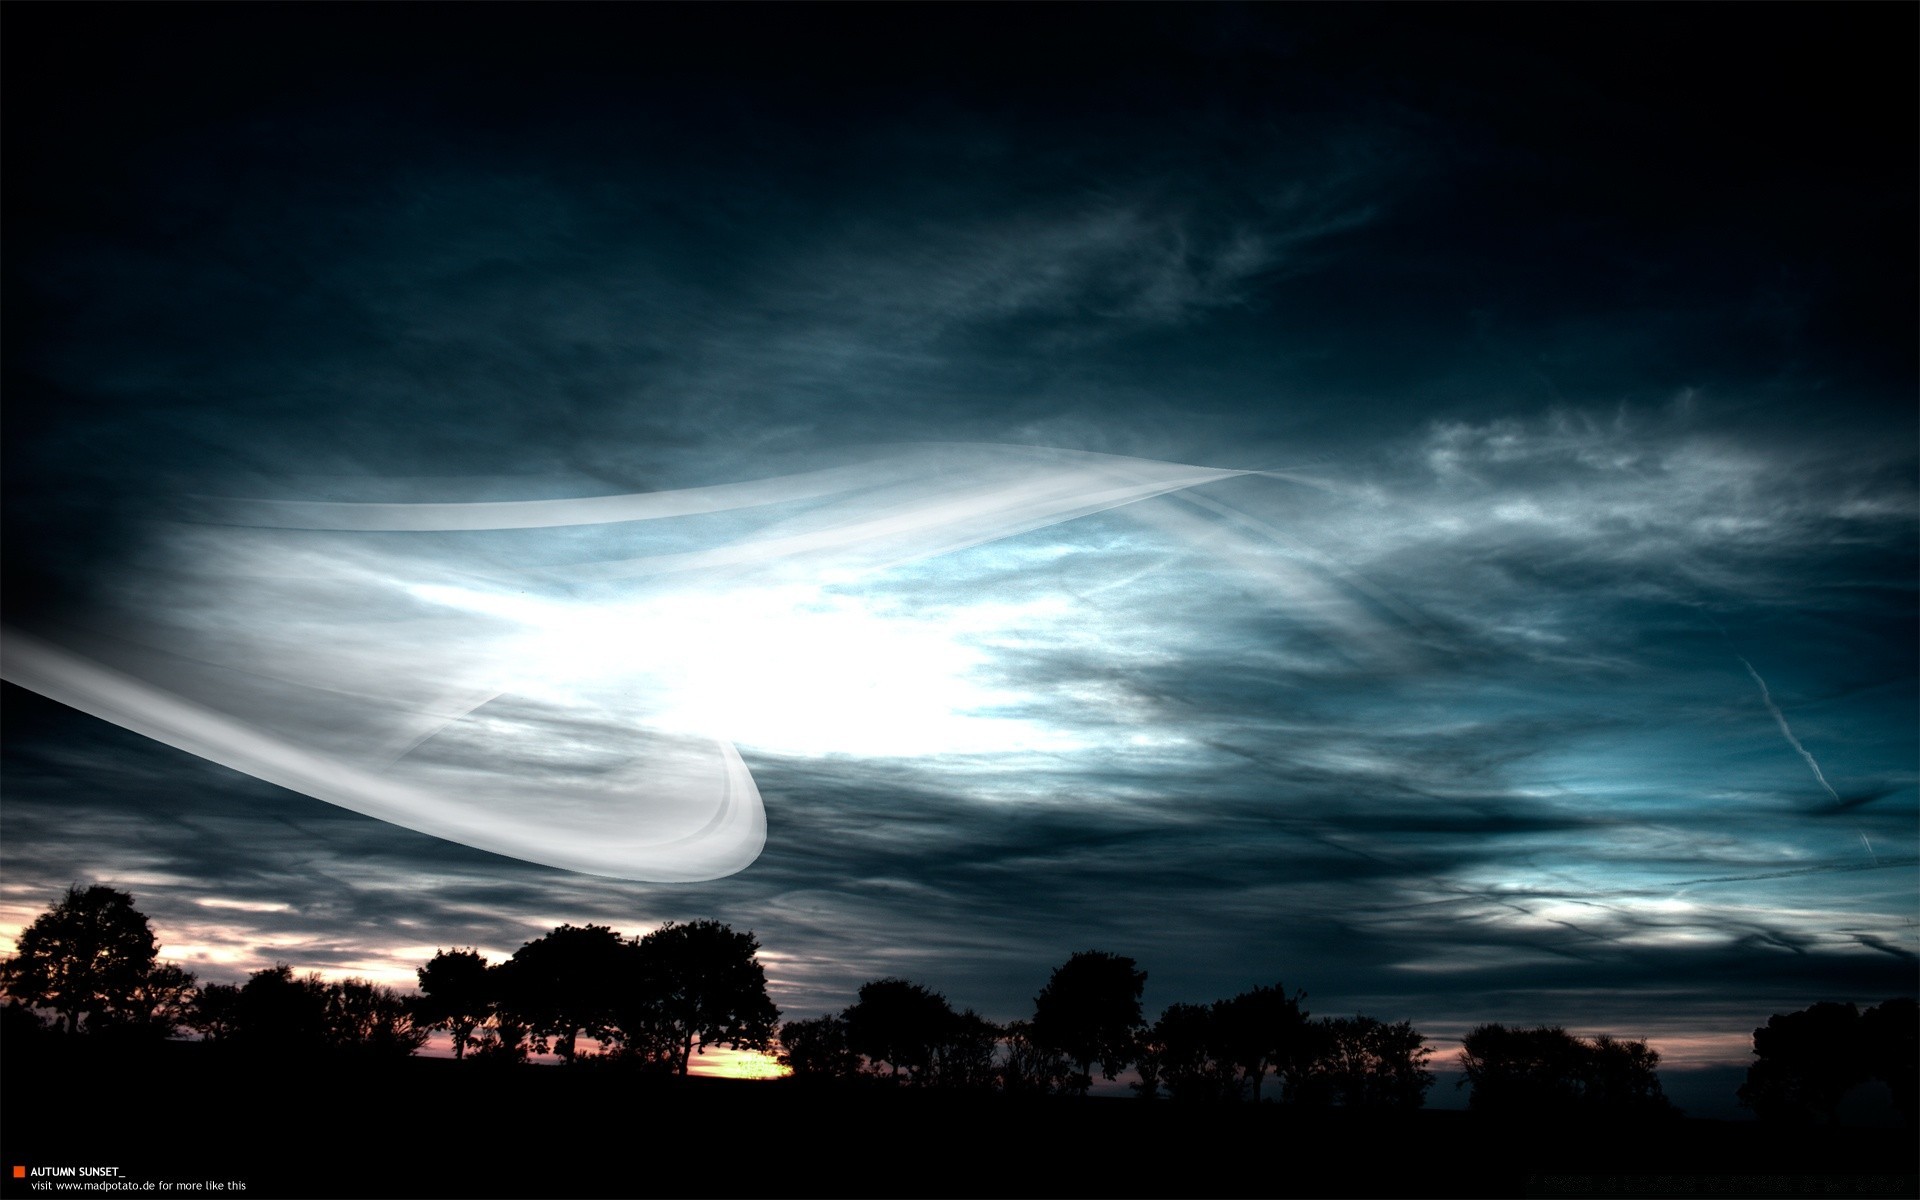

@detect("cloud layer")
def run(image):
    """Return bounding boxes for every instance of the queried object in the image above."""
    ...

[4,5,1912,1078]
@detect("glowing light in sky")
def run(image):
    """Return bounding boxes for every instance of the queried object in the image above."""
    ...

[688,1047,791,1081]
[0,444,1360,882]
[409,582,1083,758]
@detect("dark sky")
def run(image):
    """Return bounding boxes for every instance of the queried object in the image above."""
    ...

[4,4,1914,1093]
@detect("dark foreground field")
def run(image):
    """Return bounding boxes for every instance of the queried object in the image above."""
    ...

[3,1042,1913,1200]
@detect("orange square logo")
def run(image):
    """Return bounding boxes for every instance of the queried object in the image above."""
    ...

[11,1167,23,1179]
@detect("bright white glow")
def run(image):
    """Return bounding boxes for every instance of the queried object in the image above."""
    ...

[2,444,1314,881]
[410,582,1082,758]
[194,898,295,914]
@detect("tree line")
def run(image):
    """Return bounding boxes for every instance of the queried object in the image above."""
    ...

[781,958,1441,1109]
[409,919,778,1072]
[0,885,778,1073]
[3,884,1911,1122]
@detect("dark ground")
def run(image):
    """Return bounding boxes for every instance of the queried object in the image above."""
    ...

[2,1041,1913,1200]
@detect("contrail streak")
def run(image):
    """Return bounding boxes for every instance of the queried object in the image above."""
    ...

[1738,656,1840,802]
[1743,656,1873,860]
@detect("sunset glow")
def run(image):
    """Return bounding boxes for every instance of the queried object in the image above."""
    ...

[688,1048,791,1081]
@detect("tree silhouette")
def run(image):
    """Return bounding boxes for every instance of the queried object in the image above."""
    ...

[1031,950,1146,1093]
[1295,1015,1434,1109]
[468,962,531,1065]
[125,960,200,1036]
[999,1018,1073,1094]
[1740,998,1917,1123]
[188,982,243,1044]
[778,1013,860,1080]
[1584,1033,1671,1114]
[495,923,632,1064]
[845,978,956,1082]
[325,978,427,1058]
[36,957,201,1046]
[1460,1024,1671,1115]
[2,999,45,1045]
[190,965,424,1059]
[231,964,332,1056]
[1211,983,1309,1102]
[415,948,493,1060]
[1460,1025,1587,1111]
[1138,1001,1240,1102]
[1860,997,1918,1122]
[625,919,778,1075]
[0,885,184,1035]
[929,1008,1002,1090]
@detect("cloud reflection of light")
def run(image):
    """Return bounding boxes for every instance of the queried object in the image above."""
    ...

[2,445,1336,881]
